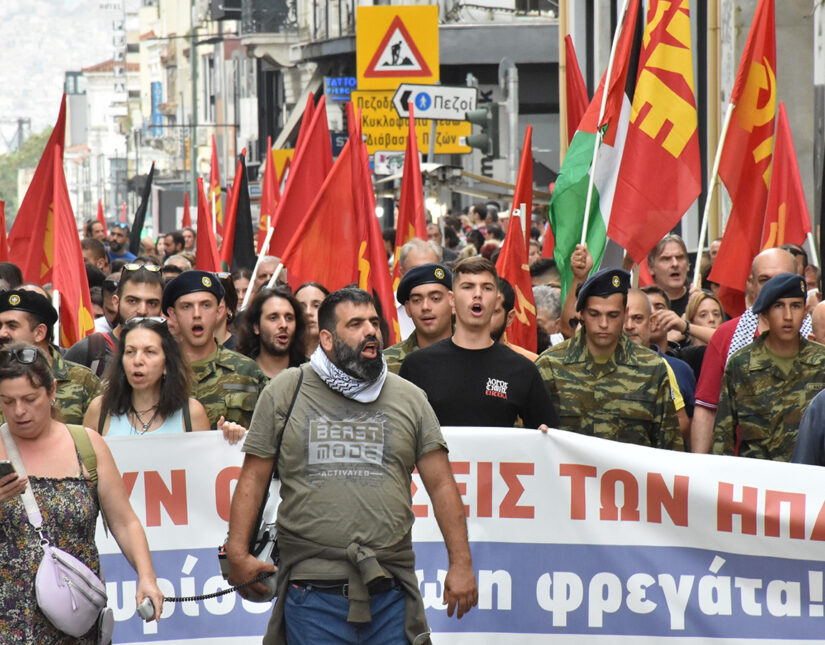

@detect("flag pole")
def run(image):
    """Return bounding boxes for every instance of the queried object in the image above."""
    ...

[807,232,820,269]
[580,0,631,246]
[242,225,275,310]
[692,102,735,288]
[265,263,284,290]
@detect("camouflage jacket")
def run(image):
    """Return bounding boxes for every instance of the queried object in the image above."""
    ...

[190,341,267,428]
[53,347,102,425]
[713,334,825,461]
[384,333,420,375]
[535,328,679,449]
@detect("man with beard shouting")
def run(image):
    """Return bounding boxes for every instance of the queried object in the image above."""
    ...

[228,287,477,644]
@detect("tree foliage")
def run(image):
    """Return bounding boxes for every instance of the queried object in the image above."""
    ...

[0,127,54,223]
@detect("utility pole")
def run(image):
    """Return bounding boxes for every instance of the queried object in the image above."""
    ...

[190,0,199,200]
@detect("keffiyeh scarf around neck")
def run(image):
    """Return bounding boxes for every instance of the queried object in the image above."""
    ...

[309,345,387,403]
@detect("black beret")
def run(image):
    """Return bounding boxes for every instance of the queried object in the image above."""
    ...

[576,268,630,311]
[752,272,807,314]
[397,263,452,304]
[162,270,226,314]
[0,289,58,327]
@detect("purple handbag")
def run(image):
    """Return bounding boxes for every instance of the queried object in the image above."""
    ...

[35,538,111,639]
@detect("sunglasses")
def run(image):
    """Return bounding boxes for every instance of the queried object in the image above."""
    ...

[122,264,162,274]
[123,316,167,328]
[103,278,119,292]
[0,347,40,365]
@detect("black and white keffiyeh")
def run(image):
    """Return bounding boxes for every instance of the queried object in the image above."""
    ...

[726,307,812,363]
[309,345,387,403]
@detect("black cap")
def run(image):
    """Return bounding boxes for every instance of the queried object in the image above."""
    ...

[575,268,630,311]
[0,289,58,327]
[397,263,452,304]
[162,270,225,314]
[752,272,807,314]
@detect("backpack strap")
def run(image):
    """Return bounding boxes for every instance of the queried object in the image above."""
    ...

[183,401,192,433]
[66,424,109,536]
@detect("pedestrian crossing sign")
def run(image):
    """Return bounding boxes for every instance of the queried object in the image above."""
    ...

[357,5,439,90]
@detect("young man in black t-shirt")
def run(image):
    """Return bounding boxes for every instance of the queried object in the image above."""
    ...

[399,256,557,429]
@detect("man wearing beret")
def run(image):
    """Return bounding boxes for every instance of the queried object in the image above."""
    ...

[536,267,679,449]
[384,263,453,374]
[0,288,101,425]
[400,257,557,429]
[163,270,266,428]
[714,273,825,460]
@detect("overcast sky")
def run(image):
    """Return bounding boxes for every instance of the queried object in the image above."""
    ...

[0,0,116,148]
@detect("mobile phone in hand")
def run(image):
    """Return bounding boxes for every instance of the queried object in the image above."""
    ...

[0,460,16,478]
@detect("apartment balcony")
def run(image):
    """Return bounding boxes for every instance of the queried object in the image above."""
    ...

[241,0,301,66]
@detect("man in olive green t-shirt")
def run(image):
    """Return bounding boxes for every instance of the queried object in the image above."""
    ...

[227,287,477,645]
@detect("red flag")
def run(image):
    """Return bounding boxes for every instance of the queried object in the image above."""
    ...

[210,135,223,236]
[760,102,811,250]
[267,96,334,257]
[96,199,107,237]
[281,103,399,344]
[294,94,315,155]
[609,0,702,264]
[257,137,281,253]
[565,35,589,144]
[541,220,555,259]
[510,126,534,251]
[121,202,126,223]
[495,214,537,352]
[195,177,221,272]
[390,104,427,291]
[220,156,244,266]
[709,0,776,315]
[182,192,192,228]
[7,95,94,346]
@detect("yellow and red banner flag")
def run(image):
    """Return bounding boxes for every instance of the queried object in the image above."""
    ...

[210,134,223,236]
[760,103,811,250]
[511,126,534,252]
[609,0,701,264]
[195,177,221,272]
[709,0,776,315]
[257,137,281,253]
[391,104,427,292]
[496,214,537,353]
[8,95,94,346]
[564,35,589,145]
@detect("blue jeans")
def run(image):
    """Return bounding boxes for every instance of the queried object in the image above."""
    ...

[284,582,407,644]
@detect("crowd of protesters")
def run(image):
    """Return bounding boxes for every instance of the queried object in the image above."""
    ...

[2,202,825,643]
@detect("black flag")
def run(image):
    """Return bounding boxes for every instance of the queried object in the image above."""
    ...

[129,162,155,256]
[229,154,256,271]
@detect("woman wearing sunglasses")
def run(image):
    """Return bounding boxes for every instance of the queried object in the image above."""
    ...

[83,317,246,442]
[0,343,164,640]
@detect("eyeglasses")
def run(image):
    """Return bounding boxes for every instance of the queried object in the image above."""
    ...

[0,347,40,365]
[122,263,161,274]
[123,316,167,328]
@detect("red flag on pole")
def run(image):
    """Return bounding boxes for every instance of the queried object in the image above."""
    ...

[96,199,107,237]
[281,104,399,344]
[565,35,590,144]
[510,126,534,251]
[210,135,223,236]
[294,94,316,155]
[121,202,126,223]
[495,214,537,352]
[0,201,8,262]
[7,95,94,346]
[195,177,221,272]
[708,0,776,315]
[182,192,192,228]
[257,137,281,253]
[267,96,334,257]
[608,0,702,264]
[760,102,811,250]
[390,104,427,291]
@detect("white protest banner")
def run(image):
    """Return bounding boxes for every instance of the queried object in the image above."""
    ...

[100,428,825,643]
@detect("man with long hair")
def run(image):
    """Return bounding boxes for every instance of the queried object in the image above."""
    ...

[236,288,307,379]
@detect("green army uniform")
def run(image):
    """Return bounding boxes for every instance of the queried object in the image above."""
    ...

[535,328,679,449]
[0,347,102,426]
[190,340,267,428]
[384,333,420,375]
[713,334,825,461]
